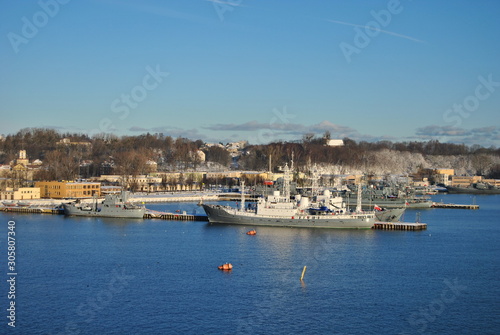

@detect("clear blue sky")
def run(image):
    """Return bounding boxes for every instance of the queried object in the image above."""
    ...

[2,0,500,146]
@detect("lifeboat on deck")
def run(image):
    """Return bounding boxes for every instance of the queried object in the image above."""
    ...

[246,229,257,235]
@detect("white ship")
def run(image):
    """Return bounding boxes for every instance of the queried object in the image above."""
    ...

[202,164,375,229]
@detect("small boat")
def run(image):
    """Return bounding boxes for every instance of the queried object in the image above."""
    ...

[2,201,16,207]
[246,229,257,235]
[218,263,233,271]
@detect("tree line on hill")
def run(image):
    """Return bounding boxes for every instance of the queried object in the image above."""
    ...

[1,128,499,182]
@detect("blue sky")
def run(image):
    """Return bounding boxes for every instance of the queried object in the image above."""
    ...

[1,0,500,146]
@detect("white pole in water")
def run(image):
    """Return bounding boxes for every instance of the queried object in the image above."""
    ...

[300,266,307,281]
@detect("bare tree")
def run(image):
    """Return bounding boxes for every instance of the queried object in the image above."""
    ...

[470,153,494,176]
[113,150,149,191]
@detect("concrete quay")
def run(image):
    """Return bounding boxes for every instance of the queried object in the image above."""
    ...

[431,202,479,209]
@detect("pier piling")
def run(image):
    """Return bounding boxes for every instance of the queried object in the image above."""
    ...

[372,222,427,231]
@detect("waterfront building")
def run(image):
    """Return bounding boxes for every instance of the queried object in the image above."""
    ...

[450,175,483,187]
[35,181,101,199]
[97,174,205,192]
[101,185,123,194]
[0,187,40,200]
[416,168,454,186]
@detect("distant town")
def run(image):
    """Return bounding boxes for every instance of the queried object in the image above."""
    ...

[1,128,499,201]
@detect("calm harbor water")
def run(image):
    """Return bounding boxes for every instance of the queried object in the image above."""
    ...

[1,194,499,334]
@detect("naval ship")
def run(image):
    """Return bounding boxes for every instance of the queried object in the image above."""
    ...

[446,183,500,194]
[202,165,375,229]
[62,191,145,219]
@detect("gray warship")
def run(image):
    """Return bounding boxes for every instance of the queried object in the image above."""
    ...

[374,207,406,222]
[446,183,500,194]
[62,191,145,219]
[343,184,433,209]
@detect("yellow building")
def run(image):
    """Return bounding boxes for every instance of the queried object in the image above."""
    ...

[0,187,40,200]
[344,175,362,185]
[35,181,101,199]
[450,176,483,187]
[432,169,454,186]
[433,168,454,175]
[205,171,242,180]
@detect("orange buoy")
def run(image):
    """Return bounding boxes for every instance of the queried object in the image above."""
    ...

[246,229,256,235]
[218,263,233,271]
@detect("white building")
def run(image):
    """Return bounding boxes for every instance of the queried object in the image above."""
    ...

[326,139,344,147]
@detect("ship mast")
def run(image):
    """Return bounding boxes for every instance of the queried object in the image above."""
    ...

[356,177,362,213]
[283,163,291,200]
[240,180,245,211]
[311,164,319,198]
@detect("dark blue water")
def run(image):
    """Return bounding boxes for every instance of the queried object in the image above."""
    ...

[1,194,499,334]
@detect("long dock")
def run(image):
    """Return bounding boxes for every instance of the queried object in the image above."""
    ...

[373,222,427,231]
[1,206,63,214]
[432,202,479,209]
[144,210,208,221]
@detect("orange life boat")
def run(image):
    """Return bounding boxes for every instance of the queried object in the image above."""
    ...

[246,229,257,235]
[218,263,233,271]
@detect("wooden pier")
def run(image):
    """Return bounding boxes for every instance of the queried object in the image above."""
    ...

[372,222,427,231]
[144,212,208,221]
[432,203,479,209]
[1,206,63,215]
